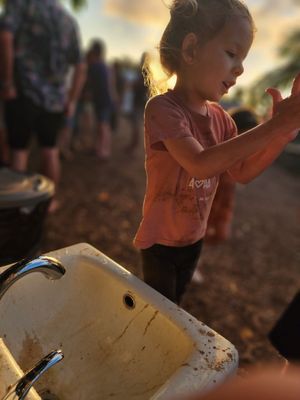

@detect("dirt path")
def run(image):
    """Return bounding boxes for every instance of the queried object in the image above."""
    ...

[42,120,300,369]
[182,159,300,367]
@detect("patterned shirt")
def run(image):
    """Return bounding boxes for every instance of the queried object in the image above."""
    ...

[0,0,82,111]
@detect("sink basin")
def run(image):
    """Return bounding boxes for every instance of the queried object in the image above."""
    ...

[0,338,41,399]
[0,243,238,399]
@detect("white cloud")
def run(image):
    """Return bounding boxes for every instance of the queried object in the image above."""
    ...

[104,0,169,26]
[251,3,300,64]
[98,0,300,85]
[254,0,298,14]
[230,0,300,86]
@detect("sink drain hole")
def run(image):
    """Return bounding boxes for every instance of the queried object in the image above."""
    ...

[123,293,136,309]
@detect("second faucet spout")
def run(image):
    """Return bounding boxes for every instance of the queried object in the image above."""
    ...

[2,349,64,400]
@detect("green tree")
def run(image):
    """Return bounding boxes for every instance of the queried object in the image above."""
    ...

[0,0,87,11]
[65,0,87,11]
[248,29,300,115]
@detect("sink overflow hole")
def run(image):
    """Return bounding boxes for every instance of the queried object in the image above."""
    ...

[123,293,136,309]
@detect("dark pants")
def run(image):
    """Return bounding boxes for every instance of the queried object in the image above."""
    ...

[141,240,203,305]
[4,96,64,149]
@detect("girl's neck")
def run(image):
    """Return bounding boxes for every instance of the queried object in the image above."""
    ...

[173,83,208,116]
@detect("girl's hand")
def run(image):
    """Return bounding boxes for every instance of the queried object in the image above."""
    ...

[183,366,300,400]
[266,73,300,141]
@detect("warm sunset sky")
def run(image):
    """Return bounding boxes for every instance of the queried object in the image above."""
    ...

[70,0,300,88]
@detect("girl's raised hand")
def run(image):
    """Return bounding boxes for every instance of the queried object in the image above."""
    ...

[266,72,300,115]
[291,72,300,96]
[266,73,300,139]
[265,86,282,116]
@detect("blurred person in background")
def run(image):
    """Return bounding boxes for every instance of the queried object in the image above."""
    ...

[205,107,259,244]
[110,59,125,134]
[192,107,259,283]
[85,38,114,160]
[121,52,149,154]
[58,66,80,161]
[127,52,149,153]
[59,48,97,158]
[0,0,86,212]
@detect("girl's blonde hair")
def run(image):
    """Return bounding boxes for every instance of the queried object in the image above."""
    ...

[146,0,254,96]
[160,0,254,77]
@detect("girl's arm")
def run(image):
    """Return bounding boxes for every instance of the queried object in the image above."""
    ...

[164,75,300,183]
[227,83,299,183]
[164,119,287,183]
[227,129,297,183]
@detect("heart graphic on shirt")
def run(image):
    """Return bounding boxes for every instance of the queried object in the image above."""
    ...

[194,180,203,189]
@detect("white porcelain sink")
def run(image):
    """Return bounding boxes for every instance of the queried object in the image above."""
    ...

[0,338,41,400]
[0,243,238,399]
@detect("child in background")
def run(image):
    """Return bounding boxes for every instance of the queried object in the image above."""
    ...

[133,0,300,305]
[192,107,258,282]
[205,108,259,243]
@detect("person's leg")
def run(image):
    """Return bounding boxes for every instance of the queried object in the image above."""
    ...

[71,100,84,151]
[141,244,177,303]
[3,97,35,171]
[141,241,203,304]
[36,109,64,213]
[10,149,29,172]
[40,147,60,186]
[36,109,64,183]
[175,240,204,303]
[93,106,112,160]
[95,120,111,159]
[58,117,74,160]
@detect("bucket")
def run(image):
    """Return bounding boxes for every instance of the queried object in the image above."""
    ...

[0,167,54,265]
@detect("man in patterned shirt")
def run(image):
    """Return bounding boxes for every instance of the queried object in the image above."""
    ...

[0,0,86,212]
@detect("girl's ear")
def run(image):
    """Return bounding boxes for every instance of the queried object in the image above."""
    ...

[181,33,198,64]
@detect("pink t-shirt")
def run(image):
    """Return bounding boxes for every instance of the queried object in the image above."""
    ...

[134,90,237,249]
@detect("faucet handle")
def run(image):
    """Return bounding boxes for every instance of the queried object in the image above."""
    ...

[3,350,64,400]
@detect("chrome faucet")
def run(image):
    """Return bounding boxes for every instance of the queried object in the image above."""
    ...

[2,349,64,400]
[0,256,66,301]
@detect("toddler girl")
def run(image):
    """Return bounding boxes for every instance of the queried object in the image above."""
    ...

[134,0,300,304]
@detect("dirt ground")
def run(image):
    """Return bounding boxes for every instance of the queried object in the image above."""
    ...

[40,117,300,370]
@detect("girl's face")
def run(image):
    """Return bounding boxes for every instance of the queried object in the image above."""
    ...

[179,16,253,104]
